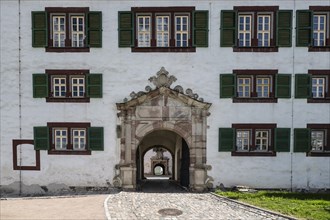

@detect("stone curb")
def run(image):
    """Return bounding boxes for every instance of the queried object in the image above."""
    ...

[210,192,298,220]
[104,194,112,220]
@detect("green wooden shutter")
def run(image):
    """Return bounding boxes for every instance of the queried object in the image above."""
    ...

[296,10,312,47]
[87,11,102,47]
[34,126,49,150]
[31,11,48,47]
[276,74,291,98]
[192,10,209,47]
[295,74,311,98]
[33,74,48,98]
[118,11,134,47]
[275,128,291,152]
[88,127,104,151]
[276,10,292,47]
[294,128,311,152]
[87,74,102,98]
[219,128,235,152]
[220,10,237,47]
[220,74,236,98]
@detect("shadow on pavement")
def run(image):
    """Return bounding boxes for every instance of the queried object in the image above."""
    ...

[138,179,188,193]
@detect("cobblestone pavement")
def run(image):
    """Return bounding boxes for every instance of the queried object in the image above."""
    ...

[105,180,291,220]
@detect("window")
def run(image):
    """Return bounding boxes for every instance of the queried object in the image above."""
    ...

[221,7,292,51]
[118,7,209,52]
[296,7,330,51]
[294,124,330,156]
[34,123,104,155]
[220,70,292,103]
[219,124,291,156]
[32,8,102,52]
[32,70,103,102]
[295,70,330,103]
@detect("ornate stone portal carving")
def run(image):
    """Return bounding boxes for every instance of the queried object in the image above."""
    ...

[123,67,205,102]
[115,67,212,192]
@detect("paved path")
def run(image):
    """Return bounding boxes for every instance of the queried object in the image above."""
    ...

[105,180,291,220]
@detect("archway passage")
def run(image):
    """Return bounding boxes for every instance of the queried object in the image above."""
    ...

[136,130,190,191]
[115,67,212,192]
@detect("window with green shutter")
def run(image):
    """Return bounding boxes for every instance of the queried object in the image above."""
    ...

[33,70,102,102]
[34,126,49,150]
[276,10,292,47]
[296,10,312,47]
[88,127,104,151]
[220,74,236,98]
[87,74,103,98]
[294,128,311,152]
[221,6,292,52]
[276,74,291,98]
[219,128,234,152]
[120,7,206,52]
[118,11,134,47]
[32,8,102,52]
[192,10,209,47]
[87,12,102,48]
[220,10,237,47]
[295,74,311,98]
[45,122,93,155]
[275,128,291,152]
[33,74,48,98]
[32,11,48,47]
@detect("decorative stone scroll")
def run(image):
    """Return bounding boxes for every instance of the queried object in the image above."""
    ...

[123,67,205,102]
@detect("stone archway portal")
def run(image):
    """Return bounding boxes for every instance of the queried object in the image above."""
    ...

[114,67,212,192]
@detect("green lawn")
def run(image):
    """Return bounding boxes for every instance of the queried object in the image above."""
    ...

[215,190,330,220]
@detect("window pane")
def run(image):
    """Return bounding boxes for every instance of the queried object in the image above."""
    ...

[313,15,327,46]
[311,130,324,151]
[137,15,151,47]
[238,15,252,47]
[175,15,189,47]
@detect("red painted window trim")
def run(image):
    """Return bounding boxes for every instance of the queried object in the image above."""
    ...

[307,70,330,103]
[233,69,278,103]
[12,140,40,171]
[46,69,90,103]
[45,7,90,53]
[231,124,277,157]
[131,7,196,53]
[47,122,91,155]
[308,6,330,52]
[307,124,330,157]
[233,6,279,52]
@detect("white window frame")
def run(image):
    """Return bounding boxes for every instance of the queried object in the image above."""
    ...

[255,130,269,151]
[52,76,66,97]
[54,128,68,150]
[137,15,151,47]
[237,77,251,97]
[72,128,86,150]
[156,15,170,47]
[175,14,189,47]
[236,130,250,151]
[256,77,271,98]
[71,15,85,47]
[52,15,66,47]
[311,130,325,151]
[313,14,327,46]
[71,77,85,98]
[257,14,271,47]
[238,14,252,47]
[312,77,326,98]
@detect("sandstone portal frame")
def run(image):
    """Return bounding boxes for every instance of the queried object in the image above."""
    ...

[114,67,213,191]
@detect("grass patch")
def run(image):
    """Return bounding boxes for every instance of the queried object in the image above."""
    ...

[215,190,330,220]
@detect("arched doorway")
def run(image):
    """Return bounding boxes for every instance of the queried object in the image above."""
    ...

[135,130,190,189]
[114,67,212,192]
